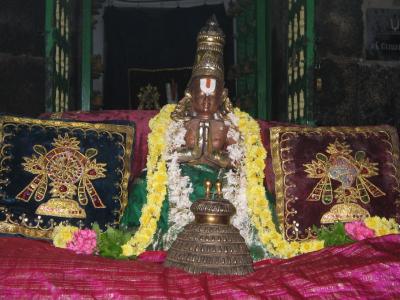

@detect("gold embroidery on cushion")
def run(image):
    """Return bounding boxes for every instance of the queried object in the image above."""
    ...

[16,134,107,219]
[0,116,134,239]
[0,207,54,239]
[0,132,13,191]
[304,140,385,224]
[270,126,400,241]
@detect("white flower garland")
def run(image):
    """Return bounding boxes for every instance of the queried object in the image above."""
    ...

[223,113,251,245]
[161,114,253,248]
[162,121,194,248]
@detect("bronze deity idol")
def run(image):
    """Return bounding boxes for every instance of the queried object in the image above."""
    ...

[120,15,266,265]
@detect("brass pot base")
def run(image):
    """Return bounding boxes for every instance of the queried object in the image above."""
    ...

[165,223,254,275]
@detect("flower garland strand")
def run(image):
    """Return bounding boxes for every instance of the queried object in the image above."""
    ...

[364,216,399,236]
[121,105,175,256]
[162,120,194,249]
[51,216,399,257]
[120,105,399,258]
[224,113,252,244]
[234,108,325,257]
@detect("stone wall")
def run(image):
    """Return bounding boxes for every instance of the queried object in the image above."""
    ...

[314,0,400,128]
[0,0,45,116]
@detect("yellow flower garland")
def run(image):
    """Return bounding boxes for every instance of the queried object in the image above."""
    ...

[234,108,324,258]
[123,106,399,258]
[364,216,399,236]
[122,105,175,257]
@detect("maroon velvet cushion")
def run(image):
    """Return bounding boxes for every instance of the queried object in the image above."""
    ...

[258,120,301,196]
[270,125,400,241]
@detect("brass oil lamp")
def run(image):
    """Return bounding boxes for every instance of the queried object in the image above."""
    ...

[164,181,254,275]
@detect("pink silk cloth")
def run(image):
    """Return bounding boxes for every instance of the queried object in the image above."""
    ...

[40,110,288,194]
[1,234,399,299]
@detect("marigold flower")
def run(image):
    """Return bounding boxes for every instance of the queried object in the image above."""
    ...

[121,244,134,257]
[52,225,79,248]
[364,216,399,236]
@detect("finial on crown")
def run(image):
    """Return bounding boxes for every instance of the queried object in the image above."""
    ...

[191,15,225,81]
[196,14,225,52]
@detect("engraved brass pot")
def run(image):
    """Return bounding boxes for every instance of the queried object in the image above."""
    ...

[164,198,254,275]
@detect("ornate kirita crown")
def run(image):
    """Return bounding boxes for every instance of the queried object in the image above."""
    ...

[191,15,225,81]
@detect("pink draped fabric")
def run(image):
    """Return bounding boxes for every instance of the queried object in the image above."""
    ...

[40,110,289,193]
[1,234,399,299]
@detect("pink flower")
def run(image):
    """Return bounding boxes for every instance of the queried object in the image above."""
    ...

[345,221,375,241]
[66,229,97,255]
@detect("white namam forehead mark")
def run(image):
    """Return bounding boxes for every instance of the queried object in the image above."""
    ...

[199,78,216,95]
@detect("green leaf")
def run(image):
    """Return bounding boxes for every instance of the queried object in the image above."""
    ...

[314,222,355,247]
[96,226,136,259]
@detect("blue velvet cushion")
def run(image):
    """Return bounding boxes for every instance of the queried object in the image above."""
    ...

[0,115,135,239]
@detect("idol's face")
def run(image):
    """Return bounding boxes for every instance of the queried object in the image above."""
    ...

[191,76,223,118]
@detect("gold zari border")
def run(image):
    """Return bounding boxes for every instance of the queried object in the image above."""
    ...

[270,125,400,241]
[0,221,53,239]
[0,115,135,239]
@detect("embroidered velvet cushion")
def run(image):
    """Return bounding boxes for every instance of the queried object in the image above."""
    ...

[258,121,302,197]
[0,115,135,239]
[270,125,400,241]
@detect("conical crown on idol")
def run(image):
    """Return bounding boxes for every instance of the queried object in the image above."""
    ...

[191,15,225,82]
